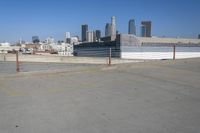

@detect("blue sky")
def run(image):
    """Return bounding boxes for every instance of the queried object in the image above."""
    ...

[0,0,200,42]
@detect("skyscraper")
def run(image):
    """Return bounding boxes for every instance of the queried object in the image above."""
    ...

[86,31,94,42]
[141,21,151,37]
[93,31,96,42]
[111,16,116,39]
[128,19,136,35]
[95,30,101,41]
[105,23,111,37]
[105,16,117,40]
[82,24,88,42]
[141,25,147,37]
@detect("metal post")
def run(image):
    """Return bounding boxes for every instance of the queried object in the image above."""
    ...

[173,45,176,60]
[109,48,111,65]
[16,51,20,72]
[4,54,6,61]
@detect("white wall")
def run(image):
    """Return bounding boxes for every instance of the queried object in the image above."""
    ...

[122,52,200,59]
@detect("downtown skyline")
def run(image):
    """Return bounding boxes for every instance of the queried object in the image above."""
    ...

[0,0,200,42]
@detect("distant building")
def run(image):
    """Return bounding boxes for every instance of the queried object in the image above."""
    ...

[46,37,55,44]
[74,34,200,59]
[0,43,20,54]
[57,43,73,56]
[23,43,41,52]
[70,36,79,45]
[198,34,200,39]
[105,16,117,41]
[40,43,52,52]
[95,30,101,41]
[65,32,71,43]
[93,31,96,42]
[82,25,88,42]
[105,23,111,37]
[141,25,147,37]
[111,16,116,38]
[32,36,40,43]
[141,21,151,37]
[128,19,136,35]
[74,40,120,58]
[66,38,71,44]
[86,31,94,42]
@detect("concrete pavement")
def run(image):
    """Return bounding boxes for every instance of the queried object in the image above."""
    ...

[0,58,200,133]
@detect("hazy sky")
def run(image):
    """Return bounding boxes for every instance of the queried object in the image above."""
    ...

[0,0,200,42]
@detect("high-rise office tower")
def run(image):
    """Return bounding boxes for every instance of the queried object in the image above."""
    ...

[95,30,101,41]
[82,24,88,42]
[141,25,146,37]
[105,23,111,37]
[105,16,117,40]
[129,19,136,35]
[93,31,96,42]
[86,31,94,42]
[141,21,151,37]
[111,16,116,38]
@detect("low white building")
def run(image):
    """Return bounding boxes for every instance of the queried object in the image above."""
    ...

[46,37,55,44]
[40,43,53,51]
[57,43,73,56]
[0,42,20,53]
[39,40,73,56]
[38,37,55,51]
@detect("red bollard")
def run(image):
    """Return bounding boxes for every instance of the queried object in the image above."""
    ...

[173,45,176,60]
[16,51,20,72]
[108,48,111,65]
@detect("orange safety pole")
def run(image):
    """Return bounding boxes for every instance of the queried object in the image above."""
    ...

[109,48,111,65]
[16,51,20,72]
[173,45,176,60]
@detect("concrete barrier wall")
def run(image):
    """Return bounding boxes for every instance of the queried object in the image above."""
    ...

[1,52,200,64]
[0,54,139,64]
